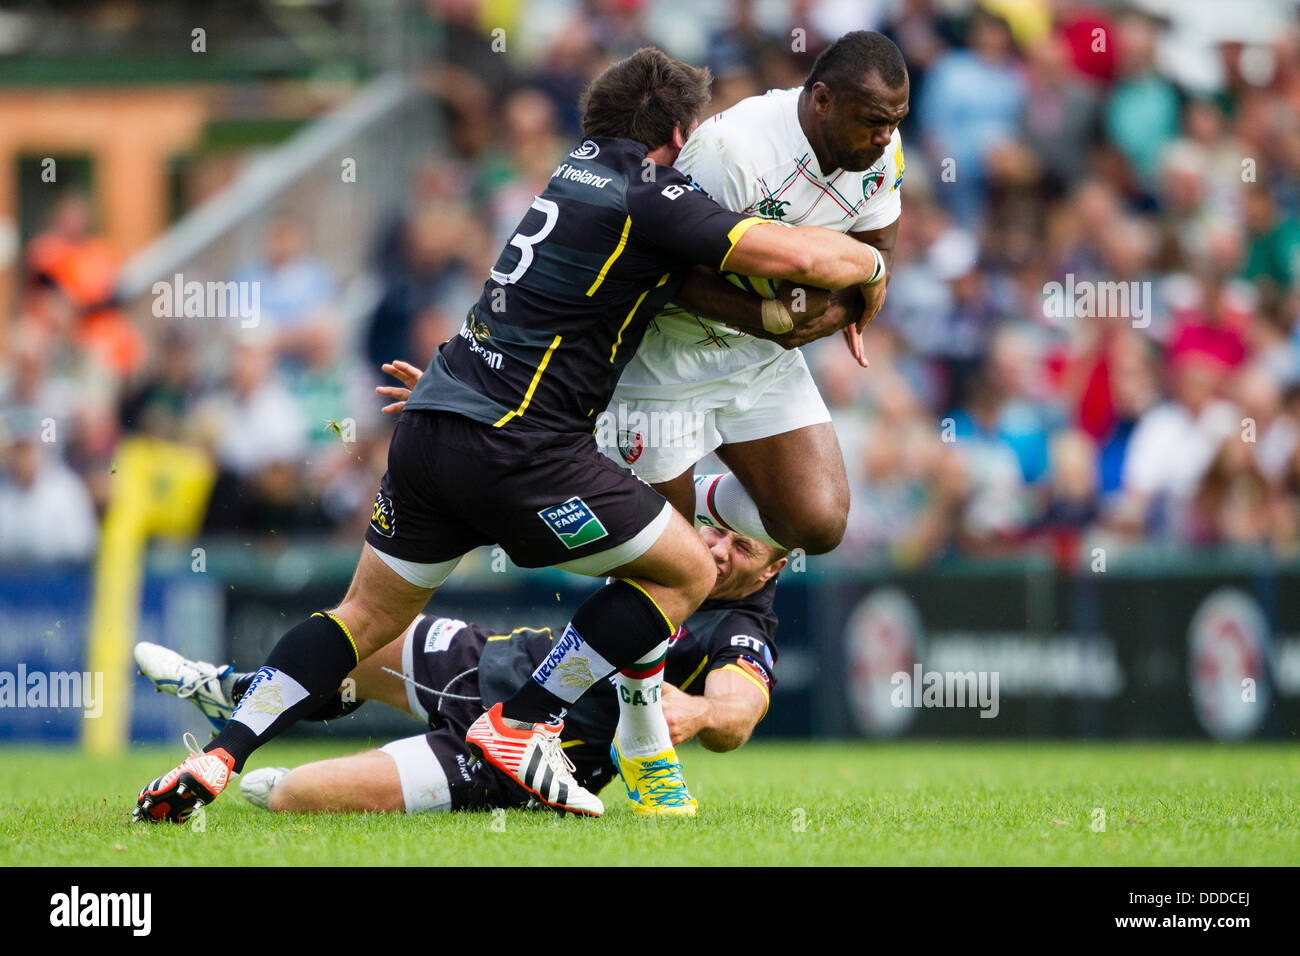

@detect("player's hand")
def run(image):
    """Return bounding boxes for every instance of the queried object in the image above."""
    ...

[729,286,850,349]
[661,682,710,746]
[842,280,886,368]
[778,282,830,322]
[376,360,423,415]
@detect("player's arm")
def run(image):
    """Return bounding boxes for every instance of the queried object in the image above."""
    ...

[724,220,887,292]
[629,173,883,297]
[673,266,851,346]
[661,669,768,752]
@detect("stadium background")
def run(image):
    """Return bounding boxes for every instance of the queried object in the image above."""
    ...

[1,0,1299,754]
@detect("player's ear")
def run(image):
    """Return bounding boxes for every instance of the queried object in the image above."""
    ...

[812,81,834,116]
[760,557,787,584]
[672,123,690,151]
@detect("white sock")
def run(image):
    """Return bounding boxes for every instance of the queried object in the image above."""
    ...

[693,473,782,547]
[615,640,672,758]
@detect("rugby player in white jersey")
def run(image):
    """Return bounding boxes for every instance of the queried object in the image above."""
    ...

[606,31,909,555]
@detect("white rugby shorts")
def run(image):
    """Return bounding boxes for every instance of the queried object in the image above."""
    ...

[601,324,832,484]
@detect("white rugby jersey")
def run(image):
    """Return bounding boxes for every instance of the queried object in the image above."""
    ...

[655,86,904,346]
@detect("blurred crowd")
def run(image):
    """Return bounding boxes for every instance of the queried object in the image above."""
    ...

[3,0,1300,570]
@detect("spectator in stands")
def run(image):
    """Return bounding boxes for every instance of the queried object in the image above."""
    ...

[235,216,337,366]
[1189,434,1273,547]
[1242,185,1300,290]
[365,202,486,373]
[948,368,1031,551]
[1118,354,1240,537]
[1103,12,1180,193]
[918,8,1026,224]
[118,328,201,442]
[24,192,143,378]
[0,431,98,563]
[193,338,306,481]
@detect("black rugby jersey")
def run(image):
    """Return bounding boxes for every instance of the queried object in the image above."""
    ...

[402,136,764,434]
[474,577,779,791]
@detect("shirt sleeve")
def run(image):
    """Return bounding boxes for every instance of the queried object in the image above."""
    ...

[701,611,779,708]
[625,166,766,271]
[852,131,905,233]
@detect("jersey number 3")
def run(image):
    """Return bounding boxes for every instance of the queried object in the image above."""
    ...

[490,196,559,286]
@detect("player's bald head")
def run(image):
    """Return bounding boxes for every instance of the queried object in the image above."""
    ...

[580,47,713,152]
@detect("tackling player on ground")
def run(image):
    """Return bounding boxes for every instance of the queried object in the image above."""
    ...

[135,525,783,815]
[132,47,889,823]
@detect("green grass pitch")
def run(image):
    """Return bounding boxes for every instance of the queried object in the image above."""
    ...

[1,741,1296,866]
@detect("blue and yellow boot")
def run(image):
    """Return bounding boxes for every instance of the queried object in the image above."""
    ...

[610,734,698,817]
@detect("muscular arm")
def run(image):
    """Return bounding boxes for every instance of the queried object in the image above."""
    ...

[725,221,886,291]
[661,669,768,752]
[852,219,898,275]
[673,266,833,340]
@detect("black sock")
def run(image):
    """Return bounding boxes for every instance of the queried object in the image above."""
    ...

[231,671,363,722]
[500,580,675,725]
[205,612,359,772]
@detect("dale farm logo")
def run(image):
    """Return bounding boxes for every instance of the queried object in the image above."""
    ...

[538,496,608,549]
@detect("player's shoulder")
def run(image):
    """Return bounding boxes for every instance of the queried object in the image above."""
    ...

[625,159,706,207]
[549,136,646,193]
[684,87,802,168]
[705,86,801,131]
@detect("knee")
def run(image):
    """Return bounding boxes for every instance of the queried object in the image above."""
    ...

[652,536,715,615]
[682,543,717,606]
[785,495,848,555]
[329,598,407,656]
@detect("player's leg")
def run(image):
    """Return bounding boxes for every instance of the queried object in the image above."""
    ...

[134,412,479,823]
[134,545,443,823]
[707,346,848,554]
[490,496,712,723]
[466,446,714,815]
[253,727,525,815]
[135,620,416,740]
[202,544,436,768]
[648,467,695,520]
[712,421,849,554]
[257,748,407,813]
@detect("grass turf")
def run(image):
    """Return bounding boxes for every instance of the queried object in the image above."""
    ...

[0,741,1296,866]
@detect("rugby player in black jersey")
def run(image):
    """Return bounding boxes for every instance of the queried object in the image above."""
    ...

[133,47,887,823]
[134,524,782,816]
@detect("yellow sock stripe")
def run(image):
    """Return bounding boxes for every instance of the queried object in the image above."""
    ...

[315,611,359,664]
[619,578,675,634]
[488,625,554,642]
[609,274,669,363]
[586,215,632,296]
[561,738,585,749]
[493,334,562,428]
[718,216,767,271]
